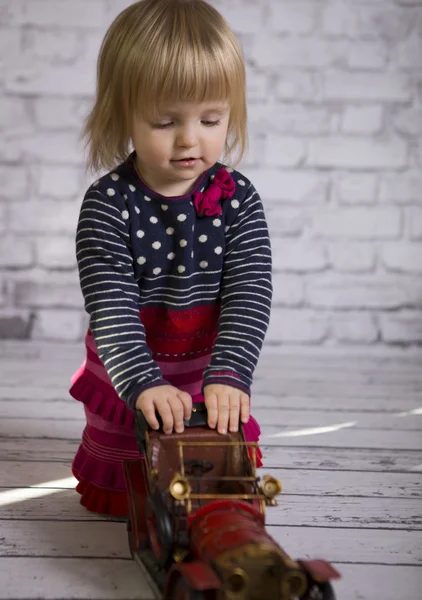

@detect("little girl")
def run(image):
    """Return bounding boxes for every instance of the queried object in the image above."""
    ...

[70,0,272,516]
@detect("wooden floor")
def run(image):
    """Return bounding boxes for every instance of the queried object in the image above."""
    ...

[0,341,421,600]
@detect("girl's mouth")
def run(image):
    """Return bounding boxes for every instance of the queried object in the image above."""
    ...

[171,158,200,168]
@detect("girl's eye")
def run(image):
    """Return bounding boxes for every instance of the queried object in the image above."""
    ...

[153,122,173,129]
[202,120,221,127]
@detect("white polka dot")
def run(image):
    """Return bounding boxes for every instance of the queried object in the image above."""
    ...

[200,187,205,193]
[111,173,119,181]
[177,214,187,222]
[121,210,129,220]
[129,185,136,192]
[166,227,174,235]
[135,206,140,214]
[191,251,194,258]
[225,226,230,232]
[136,230,144,238]
[93,180,100,187]
[226,167,234,174]
[167,252,175,260]
[200,261,208,269]
[144,195,151,202]
[199,235,207,243]
[238,179,246,186]
[150,216,158,224]
[123,194,128,200]
[231,199,240,209]
[178,265,186,273]
[210,174,215,180]
[192,225,195,231]
[153,267,161,275]
[161,204,168,211]
[179,239,187,247]
[152,241,161,250]
[213,219,221,227]
[107,188,115,196]
[214,246,223,255]
[137,256,146,265]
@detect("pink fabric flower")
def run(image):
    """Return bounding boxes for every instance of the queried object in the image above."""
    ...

[193,168,236,217]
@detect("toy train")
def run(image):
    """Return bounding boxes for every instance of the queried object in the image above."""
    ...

[124,402,340,599]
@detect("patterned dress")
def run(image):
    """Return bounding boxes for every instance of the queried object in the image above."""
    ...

[70,153,272,516]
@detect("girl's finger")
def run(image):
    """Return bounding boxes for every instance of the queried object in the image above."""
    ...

[176,390,192,420]
[240,394,250,424]
[155,398,174,434]
[168,395,185,433]
[205,391,218,429]
[141,401,160,430]
[217,394,230,435]
[229,393,241,433]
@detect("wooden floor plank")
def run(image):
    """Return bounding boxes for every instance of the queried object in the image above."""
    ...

[2,461,421,498]
[328,565,422,600]
[1,489,420,529]
[1,520,420,566]
[0,557,154,600]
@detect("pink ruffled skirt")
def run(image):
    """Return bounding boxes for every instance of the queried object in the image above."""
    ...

[70,332,262,516]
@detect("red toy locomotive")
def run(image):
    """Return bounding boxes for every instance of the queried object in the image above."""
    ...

[124,403,340,599]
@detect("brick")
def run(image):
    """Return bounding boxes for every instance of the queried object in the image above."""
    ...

[243,169,329,204]
[322,3,360,37]
[5,63,95,97]
[307,273,422,309]
[311,207,401,240]
[35,236,76,269]
[272,274,304,306]
[0,28,21,72]
[381,243,422,273]
[379,171,422,204]
[359,5,416,42]
[341,106,383,135]
[17,1,108,28]
[36,165,83,200]
[406,207,422,239]
[9,201,78,234]
[253,37,349,69]
[0,1,23,25]
[0,96,33,136]
[270,1,318,34]
[0,204,7,232]
[347,41,388,70]
[266,136,306,167]
[323,72,412,102]
[0,166,29,199]
[267,309,328,344]
[308,137,407,169]
[22,29,80,61]
[33,98,90,129]
[276,71,317,101]
[32,309,84,341]
[271,240,327,272]
[0,310,32,339]
[249,103,333,136]
[394,107,422,137]
[214,3,262,33]
[332,312,379,344]
[328,243,376,272]
[334,174,378,205]
[379,310,422,344]
[394,32,422,70]
[14,280,82,309]
[0,236,33,268]
[266,206,304,237]
[6,132,83,165]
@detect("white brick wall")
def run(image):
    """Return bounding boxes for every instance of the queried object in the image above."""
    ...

[1,0,421,346]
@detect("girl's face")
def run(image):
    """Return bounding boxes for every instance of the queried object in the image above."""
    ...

[131,101,230,197]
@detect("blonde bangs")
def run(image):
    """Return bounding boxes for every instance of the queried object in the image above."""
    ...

[84,0,247,172]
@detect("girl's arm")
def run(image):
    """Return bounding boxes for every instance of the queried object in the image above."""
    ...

[76,187,168,409]
[202,182,273,396]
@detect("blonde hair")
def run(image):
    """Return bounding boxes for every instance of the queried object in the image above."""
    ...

[83,0,248,173]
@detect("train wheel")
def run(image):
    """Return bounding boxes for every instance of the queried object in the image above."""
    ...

[172,578,206,600]
[305,581,336,600]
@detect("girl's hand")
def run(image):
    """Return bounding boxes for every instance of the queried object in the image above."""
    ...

[203,384,250,435]
[135,385,192,434]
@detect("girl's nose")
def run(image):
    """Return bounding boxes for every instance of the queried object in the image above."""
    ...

[176,126,197,148]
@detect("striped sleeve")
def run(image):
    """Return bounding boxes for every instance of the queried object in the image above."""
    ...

[202,184,273,395]
[76,189,168,408]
